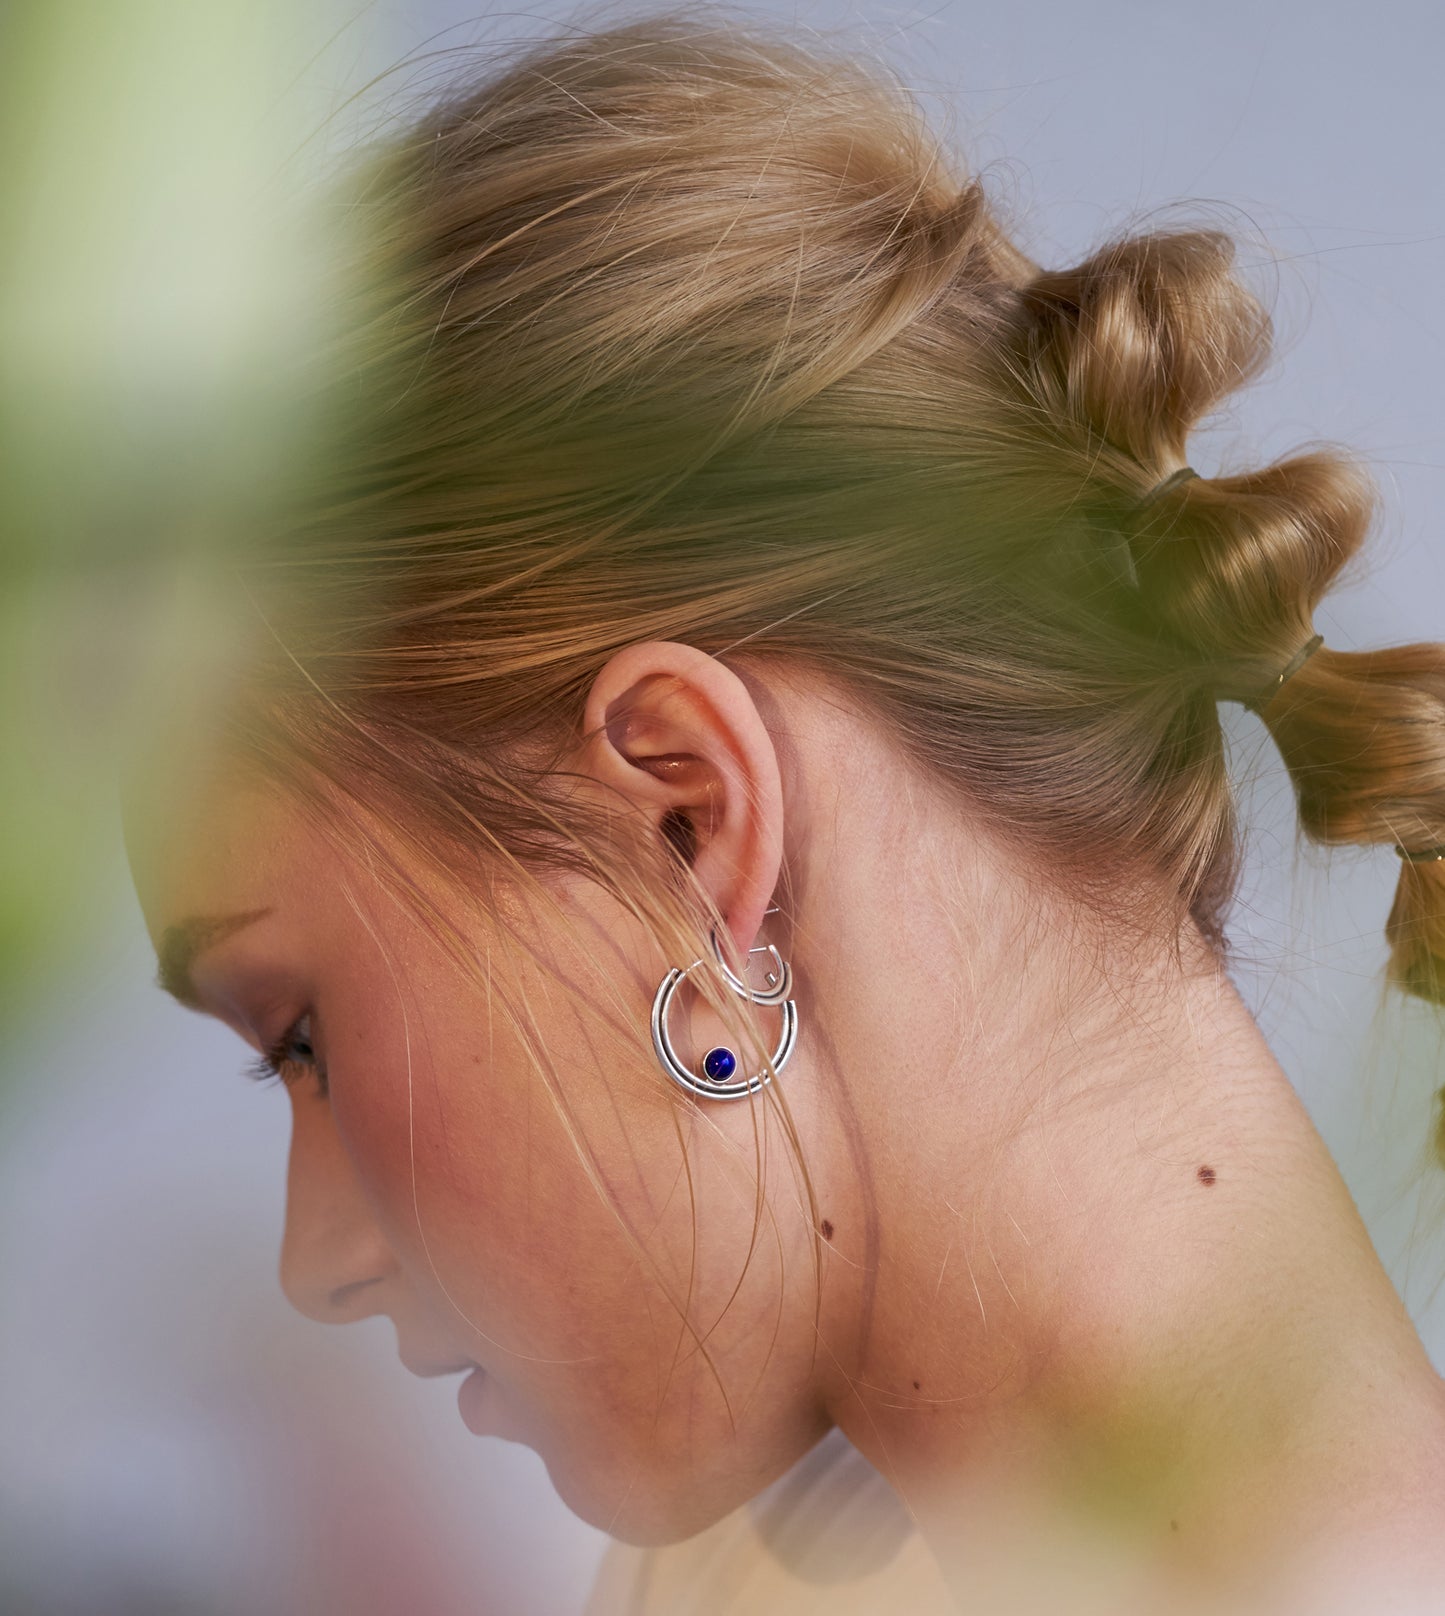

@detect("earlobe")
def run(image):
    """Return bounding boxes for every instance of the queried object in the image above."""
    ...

[650,905,801,1100]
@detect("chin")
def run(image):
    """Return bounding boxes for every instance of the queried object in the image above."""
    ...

[544,1447,754,1548]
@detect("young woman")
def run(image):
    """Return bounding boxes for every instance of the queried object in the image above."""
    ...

[126,8,1445,1611]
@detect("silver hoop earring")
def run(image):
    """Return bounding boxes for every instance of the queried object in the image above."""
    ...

[649,906,799,1100]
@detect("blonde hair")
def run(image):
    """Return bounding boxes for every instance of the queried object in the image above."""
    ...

[218,0,1445,1368]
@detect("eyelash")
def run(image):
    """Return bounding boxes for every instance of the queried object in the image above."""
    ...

[243,1014,329,1098]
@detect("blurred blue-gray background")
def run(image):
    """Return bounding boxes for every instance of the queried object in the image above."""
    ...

[3,3,1442,1611]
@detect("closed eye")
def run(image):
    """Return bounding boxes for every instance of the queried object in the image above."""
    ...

[242,1012,329,1098]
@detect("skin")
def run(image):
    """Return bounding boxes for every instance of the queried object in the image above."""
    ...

[127,640,1445,1612]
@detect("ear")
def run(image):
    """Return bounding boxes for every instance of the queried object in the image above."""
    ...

[577,640,785,970]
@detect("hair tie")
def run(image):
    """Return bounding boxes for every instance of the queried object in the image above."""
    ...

[1134,466,1200,510]
[1242,632,1323,715]
[1396,843,1445,864]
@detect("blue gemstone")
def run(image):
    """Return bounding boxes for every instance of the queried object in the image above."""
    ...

[702,1046,737,1083]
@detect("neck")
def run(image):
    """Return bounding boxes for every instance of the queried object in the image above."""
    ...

[798,807,1445,1610]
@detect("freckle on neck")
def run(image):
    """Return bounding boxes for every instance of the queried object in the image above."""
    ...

[820,1218,834,1240]
[1196,1164,1217,1186]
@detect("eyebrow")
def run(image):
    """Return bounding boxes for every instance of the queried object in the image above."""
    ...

[155,908,273,1008]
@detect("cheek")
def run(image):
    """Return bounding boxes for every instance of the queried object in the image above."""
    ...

[317,922,827,1540]
[327,949,663,1363]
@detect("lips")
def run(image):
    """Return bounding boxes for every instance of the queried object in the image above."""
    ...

[398,1353,478,1380]
[395,1344,494,1436]
[457,1367,490,1436]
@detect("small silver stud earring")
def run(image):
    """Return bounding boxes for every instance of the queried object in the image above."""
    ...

[649,905,799,1100]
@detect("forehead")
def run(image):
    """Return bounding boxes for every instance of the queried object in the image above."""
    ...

[123,747,319,956]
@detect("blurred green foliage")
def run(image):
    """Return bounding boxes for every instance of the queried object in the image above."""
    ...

[0,0,354,1034]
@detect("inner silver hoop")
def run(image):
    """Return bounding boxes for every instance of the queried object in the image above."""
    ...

[650,925,799,1100]
[708,922,793,1004]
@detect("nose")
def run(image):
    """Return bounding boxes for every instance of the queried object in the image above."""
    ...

[278,1087,398,1325]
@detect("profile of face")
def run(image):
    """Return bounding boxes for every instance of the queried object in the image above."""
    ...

[126,642,845,1546]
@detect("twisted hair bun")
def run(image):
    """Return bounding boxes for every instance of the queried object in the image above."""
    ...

[1006,227,1445,1014]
